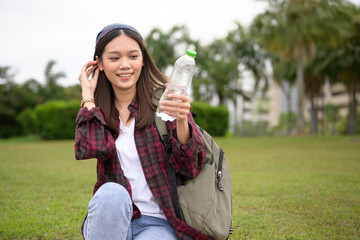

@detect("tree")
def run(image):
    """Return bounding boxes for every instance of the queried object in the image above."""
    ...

[304,69,325,135]
[227,22,269,135]
[312,5,360,135]
[44,60,66,101]
[337,8,360,135]
[251,0,354,134]
[145,26,198,72]
[272,56,297,135]
[229,22,269,96]
[0,67,24,137]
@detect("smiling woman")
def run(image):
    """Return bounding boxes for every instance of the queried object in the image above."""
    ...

[75,23,209,240]
[96,35,144,119]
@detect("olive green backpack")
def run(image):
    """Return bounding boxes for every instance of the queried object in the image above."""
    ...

[153,90,233,240]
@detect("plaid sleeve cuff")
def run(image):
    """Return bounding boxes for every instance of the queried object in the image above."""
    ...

[75,107,106,126]
[169,124,201,155]
[168,114,205,178]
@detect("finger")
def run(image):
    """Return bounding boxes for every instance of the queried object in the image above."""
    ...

[82,61,97,73]
[79,61,97,81]
[167,93,190,102]
[164,109,188,120]
[93,68,100,80]
[86,65,98,79]
[160,103,190,117]
[161,98,190,108]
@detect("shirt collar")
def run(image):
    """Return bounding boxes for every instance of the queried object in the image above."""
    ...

[113,97,139,118]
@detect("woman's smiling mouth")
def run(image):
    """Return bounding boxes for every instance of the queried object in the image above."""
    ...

[116,73,133,79]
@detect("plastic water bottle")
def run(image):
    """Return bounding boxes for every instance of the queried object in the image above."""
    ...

[156,49,197,121]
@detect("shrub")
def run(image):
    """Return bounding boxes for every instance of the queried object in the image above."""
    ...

[191,102,229,136]
[336,109,360,135]
[240,121,269,136]
[35,100,79,140]
[270,112,296,135]
[0,115,22,138]
[16,107,37,135]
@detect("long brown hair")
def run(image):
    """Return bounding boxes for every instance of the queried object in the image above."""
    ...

[93,28,167,135]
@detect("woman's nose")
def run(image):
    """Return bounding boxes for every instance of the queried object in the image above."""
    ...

[119,58,130,69]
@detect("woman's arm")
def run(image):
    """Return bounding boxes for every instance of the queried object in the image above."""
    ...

[74,61,116,161]
[166,112,206,179]
[159,88,205,178]
[159,91,191,144]
[74,107,116,161]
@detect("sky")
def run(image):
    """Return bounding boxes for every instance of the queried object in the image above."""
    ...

[1,0,359,87]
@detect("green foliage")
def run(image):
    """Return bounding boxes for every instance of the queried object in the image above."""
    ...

[271,112,297,135]
[0,68,23,138]
[240,121,269,137]
[16,107,37,135]
[145,26,197,72]
[35,100,79,140]
[0,61,82,139]
[43,60,67,101]
[336,108,360,135]
[192,102,229,136]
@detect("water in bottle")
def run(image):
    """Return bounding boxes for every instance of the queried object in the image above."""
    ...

[156,49,197,121]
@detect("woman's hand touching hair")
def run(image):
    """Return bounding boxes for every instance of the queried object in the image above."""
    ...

[78,61,100,109]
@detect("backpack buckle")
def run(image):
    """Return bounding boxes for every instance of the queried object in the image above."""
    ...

[217,171,224,191]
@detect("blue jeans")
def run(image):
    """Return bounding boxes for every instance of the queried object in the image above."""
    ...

[83,182,178,240]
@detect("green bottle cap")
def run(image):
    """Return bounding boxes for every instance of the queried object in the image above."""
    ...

[186,49,197,58]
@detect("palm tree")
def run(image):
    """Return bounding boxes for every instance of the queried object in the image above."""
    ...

[312,4,360,135]
[145,25,197,73]
[304,69,325,135]
[44,60,66,101]
[198,38,240,105]
[339,7,360,135]
[227,22,269,135]
[229,22,269,95]
[250,0,353,135]
[272,56,296,135]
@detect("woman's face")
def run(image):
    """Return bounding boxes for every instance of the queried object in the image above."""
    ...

[98,34,143,93]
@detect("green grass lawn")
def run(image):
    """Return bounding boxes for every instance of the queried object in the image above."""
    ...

[0,136,359,239]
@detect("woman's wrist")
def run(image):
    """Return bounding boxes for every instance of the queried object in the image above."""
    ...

[82,90,94,99]
[176,119,190,144]
[81,89,96,109]
[82,101,96,110]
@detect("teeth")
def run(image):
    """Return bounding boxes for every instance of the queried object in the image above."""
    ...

[118,73,132,77]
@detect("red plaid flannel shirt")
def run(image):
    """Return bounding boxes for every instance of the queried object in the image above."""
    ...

[74,97,211,240]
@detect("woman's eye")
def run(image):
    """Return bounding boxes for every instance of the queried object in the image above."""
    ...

[110,57,119,60]
[130,55,139,59]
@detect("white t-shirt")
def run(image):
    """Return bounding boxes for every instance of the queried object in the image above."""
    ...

[115,118,166,220]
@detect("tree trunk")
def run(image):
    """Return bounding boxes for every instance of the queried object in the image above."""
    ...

[218,90,225,105]
[241,99,246,136]
[324,77,336,135]
[309,77,318,135]
[347,87,357,135]
[296,59,305,135]
[286,86,292,135]
[310,96,318,135]
[233,98,239,136]
[280,82,293,135]
[321,93,325,136]
[331,107,336,135]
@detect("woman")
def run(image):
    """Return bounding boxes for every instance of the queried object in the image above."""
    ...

[75,23,209,240]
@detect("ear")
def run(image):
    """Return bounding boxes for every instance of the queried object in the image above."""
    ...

[96,56,104,71]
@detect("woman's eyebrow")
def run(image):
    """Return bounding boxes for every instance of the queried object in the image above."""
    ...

[107,49,141,54]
